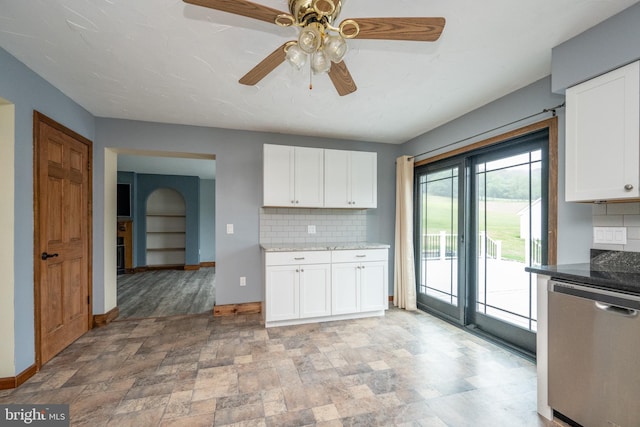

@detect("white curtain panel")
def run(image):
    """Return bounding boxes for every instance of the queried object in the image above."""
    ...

[394,155,417,310]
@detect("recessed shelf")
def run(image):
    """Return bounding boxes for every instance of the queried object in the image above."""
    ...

[146,247,186,252]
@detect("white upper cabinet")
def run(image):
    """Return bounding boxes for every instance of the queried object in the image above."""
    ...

[263,144,324,207]
[264,144,377,209]
[324,149,377,208]
[565,61,640,202]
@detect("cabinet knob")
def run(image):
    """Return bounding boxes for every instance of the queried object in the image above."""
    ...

[625,184,634,191]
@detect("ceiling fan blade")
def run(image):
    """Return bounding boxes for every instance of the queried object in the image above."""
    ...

[183,0,287,24]
[328,61,357,96]
[347,17,445,42]
[239,42,291,86]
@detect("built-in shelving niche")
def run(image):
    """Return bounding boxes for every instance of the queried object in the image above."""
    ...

[145,188,186,266]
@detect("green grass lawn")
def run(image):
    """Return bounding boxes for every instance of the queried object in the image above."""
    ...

[422,195,527,262]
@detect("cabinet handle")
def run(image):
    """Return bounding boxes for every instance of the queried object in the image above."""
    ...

[625,184,634,191]
[300,268,304,272]
[361,265,365,269]
[356,255,366,258]
[294,257,305,260]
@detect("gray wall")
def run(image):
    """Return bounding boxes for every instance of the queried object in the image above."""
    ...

[199,179,216,263]
[0,47,95,374]
[94,119,398,306]
[402,76,593,264]
[552,2,640,93]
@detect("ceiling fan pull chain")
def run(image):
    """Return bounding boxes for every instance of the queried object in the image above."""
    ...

[309,62,313,90]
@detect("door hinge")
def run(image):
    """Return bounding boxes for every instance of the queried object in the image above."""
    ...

[87,161,91,172]
[87,295,90,305]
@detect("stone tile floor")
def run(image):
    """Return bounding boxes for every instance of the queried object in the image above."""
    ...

[0,308,562,426]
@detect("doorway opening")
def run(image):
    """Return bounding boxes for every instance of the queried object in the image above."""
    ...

[112,150,216,320]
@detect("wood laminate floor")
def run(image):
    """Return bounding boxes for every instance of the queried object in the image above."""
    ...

[117,268,216,319]
[0,308,565,426]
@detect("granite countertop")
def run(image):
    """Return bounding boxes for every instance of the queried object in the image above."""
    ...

[261,243,391,252]
[526,250,640,295]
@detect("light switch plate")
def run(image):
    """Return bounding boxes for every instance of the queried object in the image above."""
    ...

[593,226,627,245]
[226,224,234,234]
[308,225,316,234]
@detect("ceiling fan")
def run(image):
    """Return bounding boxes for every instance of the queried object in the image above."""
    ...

[183,0,446,96]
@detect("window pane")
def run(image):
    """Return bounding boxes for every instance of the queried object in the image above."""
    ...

[417,167,459,306]
[476,150,541,331]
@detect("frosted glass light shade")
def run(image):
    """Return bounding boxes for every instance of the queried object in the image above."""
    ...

[298,26,322,54]
[324,35,347,63]
[286,44,307,70]
[311,50,331,74]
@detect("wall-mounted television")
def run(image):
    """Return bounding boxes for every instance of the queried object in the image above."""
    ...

[117,183,131,217]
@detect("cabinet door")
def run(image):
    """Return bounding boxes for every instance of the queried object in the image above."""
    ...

[264,144,295,206]
[294,146,325,207]
[565,61,640,202]
[350,151,377,208]
[324,149,350,207]
[331,262,359,314]
[360,261,387,312]
[265,265,299,321]
[299,264,331,318]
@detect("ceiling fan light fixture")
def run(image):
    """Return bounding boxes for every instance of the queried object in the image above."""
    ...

[285,44,307,70]
[324,34,347,63]
[298,24,323,54]
[311,49,331,74]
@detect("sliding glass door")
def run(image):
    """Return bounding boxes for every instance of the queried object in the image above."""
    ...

[415,160,465,323]
[470,140,547,352]
[415,130,548,354]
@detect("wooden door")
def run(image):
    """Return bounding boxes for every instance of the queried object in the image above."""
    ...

[34,112,92,366]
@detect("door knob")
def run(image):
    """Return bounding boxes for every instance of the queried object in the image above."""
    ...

[41,252,59,260]
[625,184,634,191]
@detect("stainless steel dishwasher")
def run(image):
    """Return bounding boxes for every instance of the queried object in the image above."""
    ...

[548,279,640,427]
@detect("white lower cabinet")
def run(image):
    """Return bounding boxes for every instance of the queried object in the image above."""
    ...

[331,249,387,314]
[265,251,331,323]
[264,248,388,327]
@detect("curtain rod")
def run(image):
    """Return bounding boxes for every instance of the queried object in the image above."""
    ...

[407,102,565,161]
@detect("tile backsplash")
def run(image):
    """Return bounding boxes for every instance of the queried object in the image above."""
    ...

[260,208,367,245]
[592,202,640,252]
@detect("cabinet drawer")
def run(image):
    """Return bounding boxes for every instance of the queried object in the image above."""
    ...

[331,249,388,263]
[265,251,331,266]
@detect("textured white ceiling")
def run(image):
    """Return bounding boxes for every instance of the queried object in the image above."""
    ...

[0,0,637,144]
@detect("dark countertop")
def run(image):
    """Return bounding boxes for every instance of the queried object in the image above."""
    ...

[526,250,640,296]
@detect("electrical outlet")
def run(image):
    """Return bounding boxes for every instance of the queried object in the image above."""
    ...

[308,225,316,234]
[226,224,234,234]
[593,226,627,244]
[240,276,246,287]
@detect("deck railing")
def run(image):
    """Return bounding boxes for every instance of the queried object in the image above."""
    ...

[422,231,502,260]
